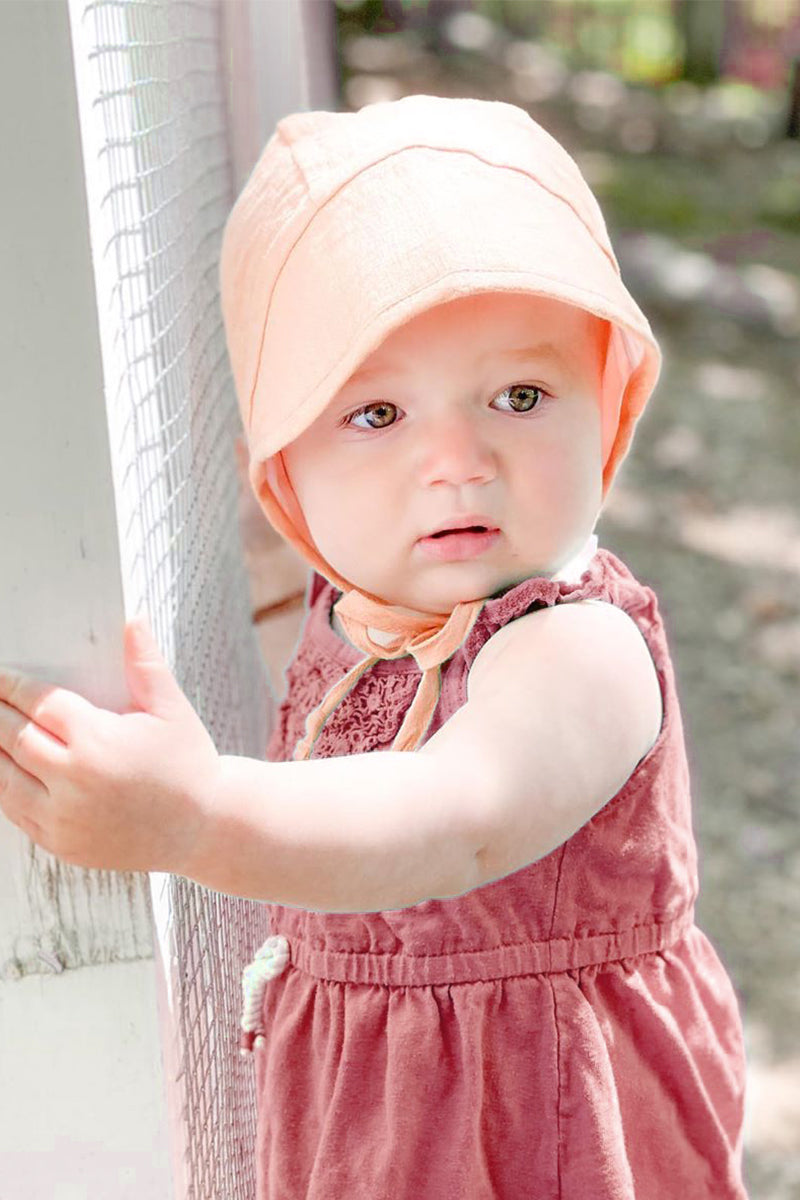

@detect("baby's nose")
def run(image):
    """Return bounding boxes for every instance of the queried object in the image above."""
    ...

[417,412,495,485]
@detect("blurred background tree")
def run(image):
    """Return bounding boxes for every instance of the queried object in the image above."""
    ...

[335,0,800,93]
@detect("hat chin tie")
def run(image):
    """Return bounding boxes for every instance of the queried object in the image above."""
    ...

[292,588,486,760]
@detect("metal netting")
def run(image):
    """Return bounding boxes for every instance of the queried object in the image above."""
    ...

[66,0,275,1194]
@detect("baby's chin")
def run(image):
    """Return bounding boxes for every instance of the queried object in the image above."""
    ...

[330,537,583,610]
[355,569,548,615]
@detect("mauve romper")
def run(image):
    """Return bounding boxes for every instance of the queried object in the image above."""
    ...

[251,547,749,1199]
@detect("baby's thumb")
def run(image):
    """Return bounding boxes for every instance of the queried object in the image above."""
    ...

[124,617,185,718]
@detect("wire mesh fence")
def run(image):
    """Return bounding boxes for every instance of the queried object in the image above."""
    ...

[64,1,274,1193]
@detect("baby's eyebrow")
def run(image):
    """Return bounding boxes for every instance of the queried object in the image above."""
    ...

[481,342,571,372]
[346,341,572,387]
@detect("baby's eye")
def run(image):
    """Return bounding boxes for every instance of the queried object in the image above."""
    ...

[342,384,547,431]
[493,384,546,413]
[344,402,399,430]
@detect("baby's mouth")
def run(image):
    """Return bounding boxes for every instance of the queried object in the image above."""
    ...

[429,525,489,539]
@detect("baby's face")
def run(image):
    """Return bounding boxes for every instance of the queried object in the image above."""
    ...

[282,293,605,614]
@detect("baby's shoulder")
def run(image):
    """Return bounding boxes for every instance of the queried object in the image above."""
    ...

[468,598,662,743]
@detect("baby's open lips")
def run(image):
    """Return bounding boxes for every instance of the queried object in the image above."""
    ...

[421,515,500,539]
[428,526,491,539]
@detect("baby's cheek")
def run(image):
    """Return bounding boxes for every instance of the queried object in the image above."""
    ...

[536,448,599,534]
[536,447,581,503]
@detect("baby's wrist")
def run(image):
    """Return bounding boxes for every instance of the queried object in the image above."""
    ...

[175,755,268,898]
[169,754,227,889]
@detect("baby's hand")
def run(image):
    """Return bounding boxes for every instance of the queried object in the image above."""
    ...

[0,619,220,875]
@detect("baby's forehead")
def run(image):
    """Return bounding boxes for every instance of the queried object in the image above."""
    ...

[340,295,606,388]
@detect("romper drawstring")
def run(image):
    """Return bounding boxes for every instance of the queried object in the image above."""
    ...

[239,934,291,1056]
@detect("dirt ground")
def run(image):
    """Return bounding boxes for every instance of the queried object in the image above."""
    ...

[332,32,800,1199]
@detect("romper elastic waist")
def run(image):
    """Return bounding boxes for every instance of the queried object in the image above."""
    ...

[278,908,696,987]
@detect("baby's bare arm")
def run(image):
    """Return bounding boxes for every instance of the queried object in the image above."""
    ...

[0,618,484,911]
[188,750,486,912]
[185,603,661,913]
[0,602,661,915]
[419,600,663,886]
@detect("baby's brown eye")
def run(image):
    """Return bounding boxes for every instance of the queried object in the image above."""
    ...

[497,385,544,413]
[348,402,398,429]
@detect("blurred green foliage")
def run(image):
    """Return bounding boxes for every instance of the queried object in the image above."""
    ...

[477,0,685,84]
[335,0,797,90]
[759,175,800,233]
[594,150,800,240]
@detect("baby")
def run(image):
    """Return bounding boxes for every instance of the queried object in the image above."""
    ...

[0,95,748,1198]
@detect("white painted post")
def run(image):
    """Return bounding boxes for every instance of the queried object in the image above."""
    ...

[0,1,171,1196]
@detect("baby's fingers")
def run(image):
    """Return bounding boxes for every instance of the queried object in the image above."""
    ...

[0,668,93,747]
[0,745,50,844]
[0,697,71,779]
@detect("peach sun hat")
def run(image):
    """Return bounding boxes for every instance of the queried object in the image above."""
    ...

[219,94,663,759]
